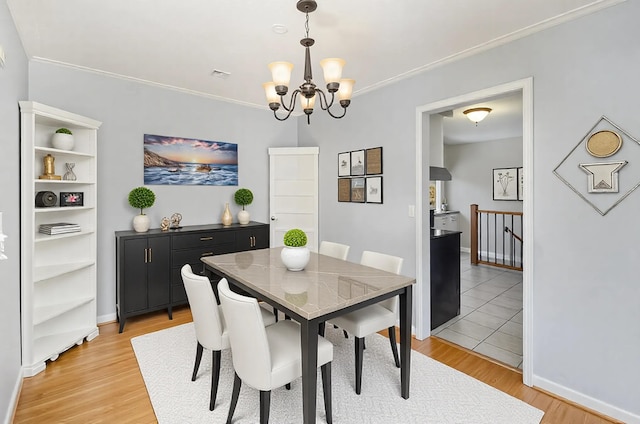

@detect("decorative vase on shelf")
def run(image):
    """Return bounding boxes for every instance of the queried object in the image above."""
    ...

[221,202,233,226]
[280,246,310,271]
[51,132,74,151]
[63,162,77,181]
[133,214,150,233]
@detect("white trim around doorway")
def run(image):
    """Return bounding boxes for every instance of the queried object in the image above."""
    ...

[414,77,534,386]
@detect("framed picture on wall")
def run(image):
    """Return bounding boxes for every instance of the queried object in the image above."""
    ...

[517,167,524,201]
[338,152,351,177]
[366,176,383,203]
[350,150,365,176]
[365,147,383,175]
[351,177,366,202]
[338,178,351,202]
[493,167,518,201]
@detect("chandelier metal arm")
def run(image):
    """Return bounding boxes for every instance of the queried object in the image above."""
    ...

[316,88,347,119]
[271,89,300,121]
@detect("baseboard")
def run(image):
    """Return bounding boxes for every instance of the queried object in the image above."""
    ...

[97,312,117,324]
[4,368,23,424]
[532,375,639,424]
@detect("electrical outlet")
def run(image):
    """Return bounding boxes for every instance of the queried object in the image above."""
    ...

[408,205,415,217]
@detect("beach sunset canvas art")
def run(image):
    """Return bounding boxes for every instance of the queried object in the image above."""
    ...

[143,134,238,185]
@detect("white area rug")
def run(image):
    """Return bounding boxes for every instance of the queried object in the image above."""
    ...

[132,323,543,424]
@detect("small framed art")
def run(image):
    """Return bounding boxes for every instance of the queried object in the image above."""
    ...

[60,192,84,207]
[366,176,383,203]
[338,178,351,202]
[517,167,524,201]
[350,150,365,176]
[351,177,365,202]
[365,147,382,175]
[338,152,351,177]
[493,168,518,201]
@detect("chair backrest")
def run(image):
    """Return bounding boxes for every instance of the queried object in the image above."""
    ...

[181,264,225,350]
[360,250,404,313]
[217,278,272,390]
[319,241,350,260]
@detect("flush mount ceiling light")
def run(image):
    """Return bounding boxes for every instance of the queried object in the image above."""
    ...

[463,107,492,125]
[263,0,355,124]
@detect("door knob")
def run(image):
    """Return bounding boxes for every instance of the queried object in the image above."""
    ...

[270,216,277,221]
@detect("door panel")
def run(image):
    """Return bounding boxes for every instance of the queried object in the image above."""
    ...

[269,147,319,251]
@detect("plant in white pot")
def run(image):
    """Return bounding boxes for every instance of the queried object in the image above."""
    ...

[281,228,310,271]
[51,127,74,151]
[234,188,253,225]
[128,186,156,232]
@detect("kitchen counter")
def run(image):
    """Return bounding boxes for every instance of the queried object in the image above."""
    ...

[430,228,461,329]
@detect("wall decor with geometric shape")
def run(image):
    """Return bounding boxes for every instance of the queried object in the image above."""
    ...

[553,116,640,215]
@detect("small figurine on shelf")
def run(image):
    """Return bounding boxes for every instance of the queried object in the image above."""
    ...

[160,217,170,231]
[63,162,77,181]
[170,213,182,229]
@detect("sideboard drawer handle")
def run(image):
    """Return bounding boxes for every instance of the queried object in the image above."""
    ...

[200,236,214,241]
[201,252,214,257]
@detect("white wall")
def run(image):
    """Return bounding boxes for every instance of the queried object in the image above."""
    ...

[445,137,523,249]
[299,2,640,421]
[27,62,298,321]
[0,2,28,422]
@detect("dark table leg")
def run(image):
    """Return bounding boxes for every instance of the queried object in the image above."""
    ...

[300,318,319,424]
[399,285,412,399]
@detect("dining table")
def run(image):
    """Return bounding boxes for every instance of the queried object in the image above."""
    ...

[202,246,415,424]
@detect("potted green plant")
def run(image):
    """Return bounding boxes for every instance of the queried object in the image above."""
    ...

[128,186,156,232]
[234,188,254,225]
[281,228,310,271]
[51,127,74,150]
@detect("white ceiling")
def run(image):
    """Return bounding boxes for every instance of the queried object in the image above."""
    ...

[7,0,614,141]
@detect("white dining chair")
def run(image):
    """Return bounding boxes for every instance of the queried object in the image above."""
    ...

[218,278,334,424]
[328,250,403,394]
[181,265,276,411]
[319,240,350,260]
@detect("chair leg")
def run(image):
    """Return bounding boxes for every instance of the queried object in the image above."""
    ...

[226,373,242,424]
[259,390,271,424]
[210,350,222,410]
[319,322,326,337]
[321,362,333,424]
[191,342,204,381]
[343,330,349,339]
[388,326,400,368]
[285,383,291,390]
[354,337,364,395]
[273,307,279,322]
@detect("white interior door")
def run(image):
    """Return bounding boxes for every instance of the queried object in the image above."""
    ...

[268,147,319,251]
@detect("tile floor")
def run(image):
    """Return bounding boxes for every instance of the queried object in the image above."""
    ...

[432,252,524,369]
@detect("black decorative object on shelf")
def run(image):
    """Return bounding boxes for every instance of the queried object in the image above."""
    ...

[35,191,57,207]
[60,192,84,207]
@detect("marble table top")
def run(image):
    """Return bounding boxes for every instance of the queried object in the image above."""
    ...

[202,247,415,320]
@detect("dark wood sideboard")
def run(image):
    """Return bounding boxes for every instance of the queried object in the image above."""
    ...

[115,221,269,332]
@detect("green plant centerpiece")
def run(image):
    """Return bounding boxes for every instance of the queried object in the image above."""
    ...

[51,127,75,150]
[281,228,310,271]
[234,188,254,225]
[283,229,307,247]
[128,186,156,233]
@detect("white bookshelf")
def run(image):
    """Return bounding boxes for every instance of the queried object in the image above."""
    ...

[19,101,102,376]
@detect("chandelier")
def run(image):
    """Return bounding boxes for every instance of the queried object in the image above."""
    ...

[263,0,355,124]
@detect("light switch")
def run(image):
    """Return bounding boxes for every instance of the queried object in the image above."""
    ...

[408,205,415,218]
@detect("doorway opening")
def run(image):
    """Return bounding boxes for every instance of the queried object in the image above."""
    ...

[414,78,533,385]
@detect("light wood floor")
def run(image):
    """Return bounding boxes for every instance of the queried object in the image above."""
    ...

[14,306,620,424]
